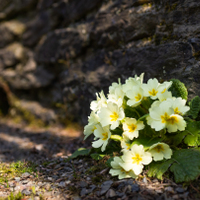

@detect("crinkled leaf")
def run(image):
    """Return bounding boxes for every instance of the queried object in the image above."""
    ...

[184,121,200,146]
[184,133,199,146]
[170,148,200,183]
[169,79,188,100]
[90,153,106,160]
[148,159,174,180]
[187,96,200,119]
[69,148,91,159]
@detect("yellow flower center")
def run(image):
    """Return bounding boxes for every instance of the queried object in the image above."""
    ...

[161,113,178,124]
[161,112,170,123]
[102,132,108,140]
[149,89,158,96]
[92,125,97,132]
[161,88,166,94]
[110,112,119,121]
[126,143,131,150]
[132,154,142,165]
[174,107,180,114]
[153,144,164,153]
[167,116,178,125]
[135,94,142,102]
[128,124,137,132]
[121,168,130,174]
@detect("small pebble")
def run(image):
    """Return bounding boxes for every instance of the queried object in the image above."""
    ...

[86,177,91,181]
[165,186,174,193]
[59,181,66,187]
[22,180,29,184]
[175,187,185,193]
[47,177,53,181]
[22,189,31,195]
[172,194,179,199]
[66,180,71,184]
[131,184,140,192]
[72,194,81,200]
[79,181,88,188]
[155,189,163,193]
[80,188,89,196]
[44,183,51,190]
[106,189,116,198]
[143,177,148,184]
[100,180,113,195]
[15,177,21,182]
[21,172,30,178]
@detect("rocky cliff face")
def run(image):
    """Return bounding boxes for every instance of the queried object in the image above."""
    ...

[0,0,200,125]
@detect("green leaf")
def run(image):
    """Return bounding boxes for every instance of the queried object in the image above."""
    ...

[124,105,140,119]
[69,148,91,159]
[110,126,123,136]
[90,153,106,160]
[170,148,200,183]
[131,135,161,150]
[169,79,188,100]
[141,122,162,138]
[148,159,174,180]
[187,96,200,119]
[184,121,200,146]
[106,157,114,168]
[164,131,187,146]
[104,140,121,154]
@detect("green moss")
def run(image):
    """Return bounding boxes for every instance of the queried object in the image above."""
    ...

[42,161,52,167]
[0,161,37,184]
[165,3,178,12]
[142,3,152,8]
[1,191,24,200]
[68,185,80,193]
[13,105,45,127]
[193,51,200,59]
[91,175,102,183]
[85,162,108,184]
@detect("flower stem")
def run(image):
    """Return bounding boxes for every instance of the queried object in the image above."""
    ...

[138,114,149,121]
[110,135,122,141]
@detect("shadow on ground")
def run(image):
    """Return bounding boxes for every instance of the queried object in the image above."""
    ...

[0,120,87,163]
[0,120,199,200]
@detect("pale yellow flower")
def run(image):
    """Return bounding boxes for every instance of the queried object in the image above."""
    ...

[147,100,186,132]
[92,125,111,152]
[142,79,172,100]
[148,142,172,161]
[126,86,144,107]
[83,111,99,139]
[120,144,152,175]
[108,87,125,107]
[121,135,132,152]
[166,97,190,115]
[122,117,145,140]
[90,91,107,112]
[109,157,137,179]
[98,102,125,130]
[122,73,144,93]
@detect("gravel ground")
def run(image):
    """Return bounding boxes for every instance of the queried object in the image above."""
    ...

[0,119,200,200]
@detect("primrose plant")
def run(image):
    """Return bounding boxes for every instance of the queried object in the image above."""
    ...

[82,73,200,183]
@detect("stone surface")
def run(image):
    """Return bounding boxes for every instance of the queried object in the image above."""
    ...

[0,0,200,125]
[36,26,90,64]
[0,0,38,19]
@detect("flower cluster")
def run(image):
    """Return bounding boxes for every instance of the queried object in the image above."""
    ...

[84,73,190,179]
